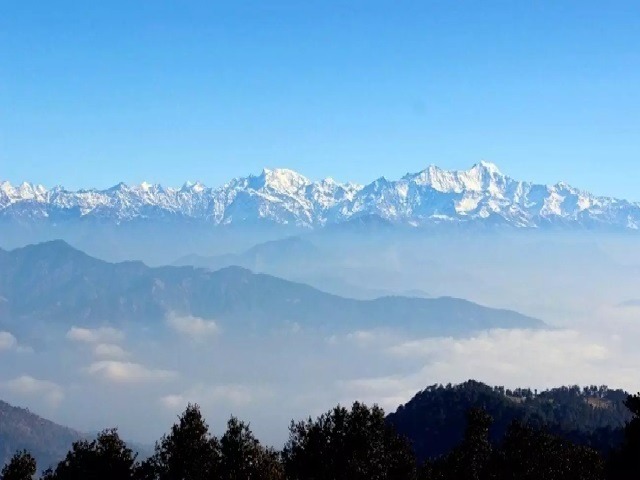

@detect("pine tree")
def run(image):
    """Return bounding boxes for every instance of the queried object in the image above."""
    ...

[283,401,416,480]
[144,404,220,480]
[220,416,284,480]
[42,429,137,480]
[608,393,640,479]
[0,451,36,480]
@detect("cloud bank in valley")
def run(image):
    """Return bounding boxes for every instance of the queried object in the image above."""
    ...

[336,328,626,411]
[12,308,640,446]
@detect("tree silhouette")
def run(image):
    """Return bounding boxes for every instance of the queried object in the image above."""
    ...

[283,401,416,480]
[458,408,493,480]
[41,429,136,480]
[142,404,220,480]
[0,451,36,480]
[608,393,640,479]
[492,421,604,480]
[220,416,283,480]
[424,408,492,480]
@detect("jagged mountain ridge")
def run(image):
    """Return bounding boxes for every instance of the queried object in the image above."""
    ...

[2,162,638,229]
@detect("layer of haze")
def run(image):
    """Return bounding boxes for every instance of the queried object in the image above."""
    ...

[1,231,639,448]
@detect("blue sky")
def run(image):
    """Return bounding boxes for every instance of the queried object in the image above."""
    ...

[1,1,639,199]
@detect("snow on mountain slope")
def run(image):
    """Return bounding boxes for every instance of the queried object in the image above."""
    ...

[1,162,639,229]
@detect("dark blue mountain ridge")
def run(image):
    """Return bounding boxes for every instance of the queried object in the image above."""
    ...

[0,241,544,336]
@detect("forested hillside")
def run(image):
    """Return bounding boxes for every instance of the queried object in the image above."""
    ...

[0,400,80,469]
[387,380,631,461]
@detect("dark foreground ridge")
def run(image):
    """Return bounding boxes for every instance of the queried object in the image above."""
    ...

[2,380,640,479]
[388,380,631,462]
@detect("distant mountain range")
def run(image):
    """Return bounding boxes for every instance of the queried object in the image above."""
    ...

[173,236,432,300]
[174,236,321,273]
[2,162,639,230]
[0,241,543,335]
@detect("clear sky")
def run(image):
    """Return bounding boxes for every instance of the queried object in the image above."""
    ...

[1,1,639,199]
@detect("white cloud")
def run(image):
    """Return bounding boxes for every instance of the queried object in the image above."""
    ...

[87,361,176,384]
[347,330,377,345]
[386,329,608,365]
[286,321,302,334]
[0,331,31,353]
[327,329,402,348]
[0,332,17,351]
[65,327,129,358]
[4,375,64,407]
[66,326,124,344]
[93,343,129,359]
[159,394,186,410]
[339,328,636,412]
[160,384,270,410]
[345,330,386,347]
[166,314,220,340]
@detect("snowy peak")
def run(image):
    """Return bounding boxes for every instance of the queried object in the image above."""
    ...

[474,160,502,175]
[0,180,48,203]
[257,168,311,194]
[404,162,508,197]
[180,181,207,193]
[1,162,639,230]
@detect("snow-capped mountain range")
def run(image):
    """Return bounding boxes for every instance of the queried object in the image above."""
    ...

[1,162,639,229]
